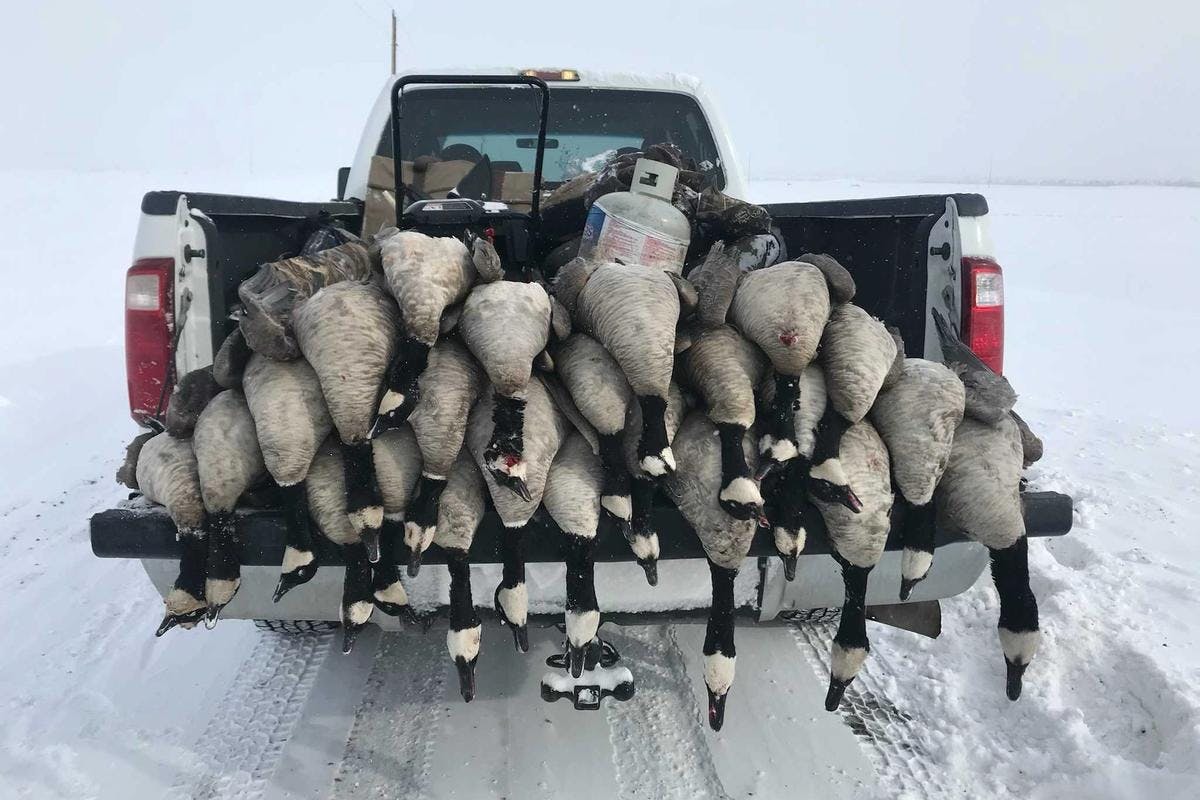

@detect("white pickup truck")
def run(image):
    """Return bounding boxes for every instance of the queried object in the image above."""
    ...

[92,68,1072,631]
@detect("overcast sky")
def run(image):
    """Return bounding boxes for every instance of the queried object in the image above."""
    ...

[3,0,1195,186]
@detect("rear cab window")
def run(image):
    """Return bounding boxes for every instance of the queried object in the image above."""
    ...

[377,87,725,197]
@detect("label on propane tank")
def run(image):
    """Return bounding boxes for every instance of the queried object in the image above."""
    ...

[579,205,687,274]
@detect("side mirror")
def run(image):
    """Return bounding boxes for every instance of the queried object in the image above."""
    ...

[336,167,351,200]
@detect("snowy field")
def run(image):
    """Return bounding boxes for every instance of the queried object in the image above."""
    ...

[1,170,1198,799]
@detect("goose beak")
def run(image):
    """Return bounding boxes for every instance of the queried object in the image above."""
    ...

[455,656,477,702]
[360,527,381,564]
[754,459,779,481]
[203,604,225,630]
[407,549,423,578]
[1005,660,1027,701]
[781,553,798,582]
[155,608,205,637]
[273,570,307,603]
[155,614,179,637]
[510,623,529,653]
[639,558,659,587]
[840,489,863,514]
[754,508,771,528]
[825,676,851,712]
[342,622,366,654]
[506,477,533,503]
[707,686,729,731]
[899,576,923,601]
[569,643,587,679]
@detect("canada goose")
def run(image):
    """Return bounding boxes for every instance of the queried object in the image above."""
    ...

[371,231,477,436]
[192,390,266,626]
[116,430,156,490]
[242,354,333,602]
[238,235,374,361]
[543,431,605,678]
[869,358,965,599]
[293,281,398,563]
[371,423,422,607]
[306,434,413,651]
[810,420,893,712]
[618,382,689,585]
[467,375,568,652]
[135,432,207,634]
[459,280,552,501]
[402,337,485,575]
[554,259,687,479]
[936,415,1039,701]
[434,449,487,701]
[664,411,759,731]
[678,324,769,524]
[551,333,635,530]
[814,304,898,511]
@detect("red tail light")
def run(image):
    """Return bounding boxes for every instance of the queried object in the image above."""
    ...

[961,257,1004,374]
[125,258,174,424]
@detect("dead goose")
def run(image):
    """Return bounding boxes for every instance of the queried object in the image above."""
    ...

[814,303,898,510]
[293,281,398,564]
[542,431,605,677]
[371,423,423,620]
[810,420,894,712]
[869,358,965,599]
[401,337,485,575]
[664,411,759,731]
[554,258,688,480]
[371,231,478,436]
[467,375,568,652]
[678,324,769,524]
[550,332,635,533]
[433,449,488,701]
[459,279,552,501]
[135,432,207,635]
[241,354,334,602]
[192,390,266,626]
[936,414,1040,701]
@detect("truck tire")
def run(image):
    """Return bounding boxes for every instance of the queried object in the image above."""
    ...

[253,619,339,635]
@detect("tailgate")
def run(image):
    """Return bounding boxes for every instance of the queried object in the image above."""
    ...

[762,192,987,361]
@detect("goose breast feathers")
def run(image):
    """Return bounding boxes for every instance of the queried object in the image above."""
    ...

[380,231,475,346]
[820,304,898,424]
[242,354,332,486]
[811,420,893,568]
[459,281,551,397]
[192,390,265,514]
[730,261,830,375]
[135,433,205,534]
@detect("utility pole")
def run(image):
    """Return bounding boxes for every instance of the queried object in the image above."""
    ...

[390,10,397,75]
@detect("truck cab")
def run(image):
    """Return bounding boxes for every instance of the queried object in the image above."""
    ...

[95,69,1072,629]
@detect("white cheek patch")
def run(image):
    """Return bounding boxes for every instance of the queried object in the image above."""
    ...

[901,548,934,581]
[630,533,660,560]
[566,609,601,647]
[377,390,406,415]
[447,625,482,661]
[404,521,436,553]
[831,642,869,682]
[704,652,736,695]
[639,455,668,477]
[999,628,1041,666]
[759,434,799,463]
[719,476,763,506]
[281,545,315,573]
[348,505,384,534]
[344,600,374,626]
[374,578,409,606]
[205,578,239,607]
[165,587,205,615]
[773,525,806,555]
[601,494,633,521]
[809,458,848,487]
[498,583,528,626]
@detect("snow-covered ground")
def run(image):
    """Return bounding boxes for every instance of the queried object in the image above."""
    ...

[1,170,1197,799]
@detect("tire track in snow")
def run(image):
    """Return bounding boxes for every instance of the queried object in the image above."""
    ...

[332,632,448,799]
[603,625,729,800]
[166,629,332,800]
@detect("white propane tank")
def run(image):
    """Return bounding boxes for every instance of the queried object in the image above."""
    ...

[577,158,691,274]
